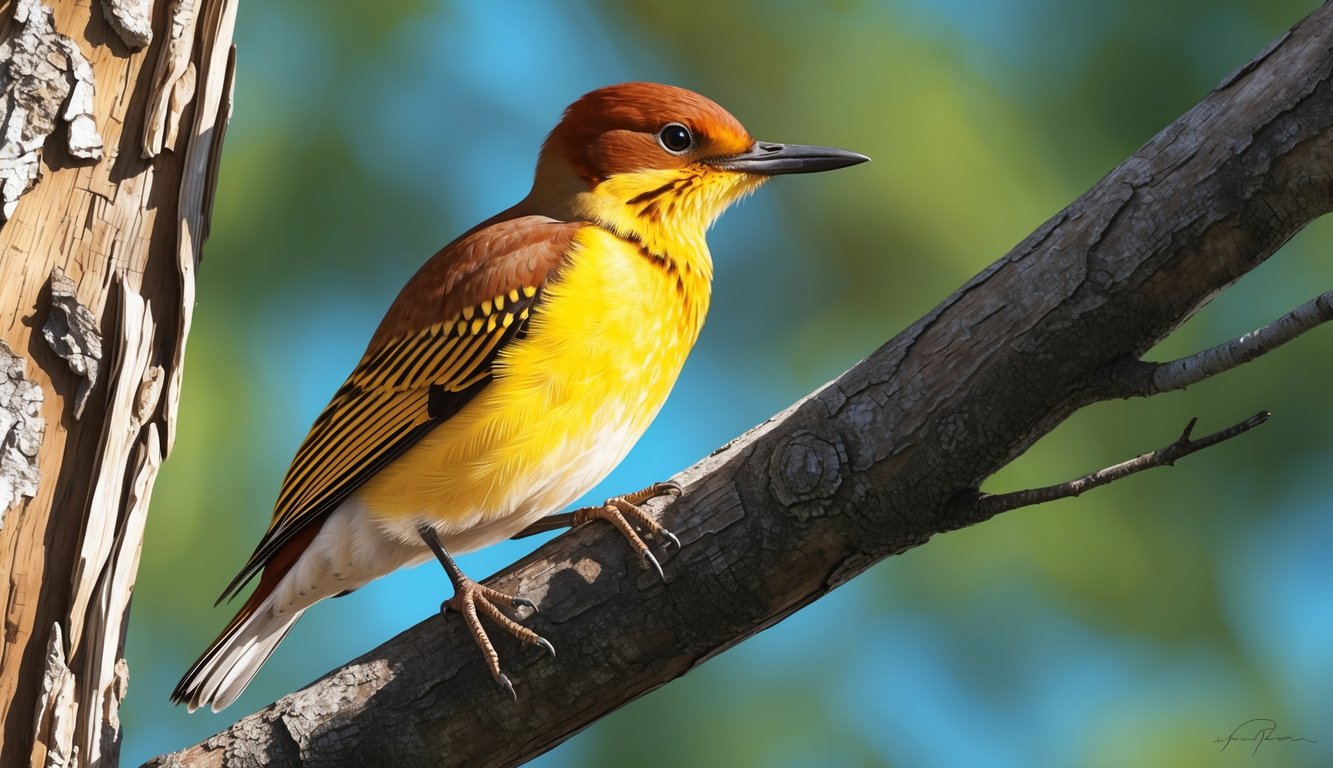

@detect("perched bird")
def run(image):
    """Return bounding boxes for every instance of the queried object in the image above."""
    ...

[173,82,867,712]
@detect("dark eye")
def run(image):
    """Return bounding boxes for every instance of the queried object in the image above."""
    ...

[658,122,693,153]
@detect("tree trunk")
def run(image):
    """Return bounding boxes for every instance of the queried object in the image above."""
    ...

[0,1,235,765]
[145,3,1333,766]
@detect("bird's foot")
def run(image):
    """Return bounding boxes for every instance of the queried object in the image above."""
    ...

[418,524,554,699]
[572,481,683,579]
[442,577,555,700]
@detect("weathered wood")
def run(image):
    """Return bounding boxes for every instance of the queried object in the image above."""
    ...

[0,1,235,765]
[150,4,1333,766]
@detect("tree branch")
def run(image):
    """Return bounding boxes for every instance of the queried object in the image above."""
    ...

[957,411,1270,521]
[1103,289,1333,396]
[149,3,1333,766]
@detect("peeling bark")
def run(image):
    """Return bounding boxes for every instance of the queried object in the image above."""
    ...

[33,624,76,768]
[0,1,236,766]
[0,0,104,220]
[42,268,103,421]
[148,4,1333,766]
[142,0,200,159]
[0,340,44,525]
[101,0,154,50]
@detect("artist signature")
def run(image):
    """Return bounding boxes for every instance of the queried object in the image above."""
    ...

[1215,718,1317,755]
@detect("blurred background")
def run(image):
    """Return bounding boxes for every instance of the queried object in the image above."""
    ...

[125,1,1333,766]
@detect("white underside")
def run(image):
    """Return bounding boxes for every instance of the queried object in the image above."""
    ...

[274,420,642,614]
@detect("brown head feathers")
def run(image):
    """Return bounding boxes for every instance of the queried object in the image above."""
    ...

[539,82,755,186]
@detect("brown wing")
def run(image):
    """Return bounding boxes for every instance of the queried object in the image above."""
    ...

[217,215,583,604]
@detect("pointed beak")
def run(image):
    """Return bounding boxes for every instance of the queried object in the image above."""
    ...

[708,141,869,175]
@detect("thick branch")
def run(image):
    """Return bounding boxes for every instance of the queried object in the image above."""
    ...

[150,4,1333,767]
[1104,289,1333,396]
[959,411,1270,521]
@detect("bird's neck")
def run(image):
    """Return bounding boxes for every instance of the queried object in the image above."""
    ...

[514,160,763,284]
[582,184,714,282]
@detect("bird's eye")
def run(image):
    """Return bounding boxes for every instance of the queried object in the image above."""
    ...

[658,122,693,154]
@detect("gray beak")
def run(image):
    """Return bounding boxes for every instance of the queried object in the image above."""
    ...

[709,141,869,175]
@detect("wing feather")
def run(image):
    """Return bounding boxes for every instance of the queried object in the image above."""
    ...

[217,216,581,604]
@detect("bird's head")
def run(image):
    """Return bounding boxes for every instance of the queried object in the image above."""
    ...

[521,82,867,255]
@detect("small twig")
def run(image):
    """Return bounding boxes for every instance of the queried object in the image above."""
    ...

[1105,290,1333,396]
[960,410,1271,520]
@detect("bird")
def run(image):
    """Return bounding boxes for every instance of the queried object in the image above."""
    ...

[173,82,868,712]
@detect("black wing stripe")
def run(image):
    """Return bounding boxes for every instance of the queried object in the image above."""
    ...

[285,387,427,518]
[400,330,452,387]
[217,287,545,605]
[276,328,463,511]
[390,328,444,389]
[432,330,493,386]
[448,326,509,392]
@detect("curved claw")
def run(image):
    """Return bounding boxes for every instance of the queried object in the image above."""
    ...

[568,480,685,578]
[641,548,665,581]
[497,672,517,702]
[512,596,537,612]
[655,480,683,497]
[535,636,556,658]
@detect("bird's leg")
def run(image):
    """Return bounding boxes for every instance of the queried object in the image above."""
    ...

[416,525,555,700]
[512,481,683,579]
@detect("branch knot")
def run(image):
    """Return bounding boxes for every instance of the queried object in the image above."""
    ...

[768,431,845,516]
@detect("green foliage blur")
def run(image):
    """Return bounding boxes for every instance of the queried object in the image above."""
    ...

[126,1,1333,766]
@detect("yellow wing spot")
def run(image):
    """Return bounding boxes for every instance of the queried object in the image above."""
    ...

[481,300,492,317]
[463,305,475,321]
[502,313,514,328]
[507,288,519,303]
[486,315,497,333]
[470,317,484,335]
[521,285,536,298]
[519,308,530,320]
[455,320,467,336]
[493,295,505,312]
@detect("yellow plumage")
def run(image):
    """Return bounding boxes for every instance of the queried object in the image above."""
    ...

[358,218,715,543]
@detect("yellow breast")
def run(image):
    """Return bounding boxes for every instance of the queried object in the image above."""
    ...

[355,225,711,548]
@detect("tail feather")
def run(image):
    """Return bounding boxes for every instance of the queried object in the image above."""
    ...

[172,592,305,712]
[176,515,326,711]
